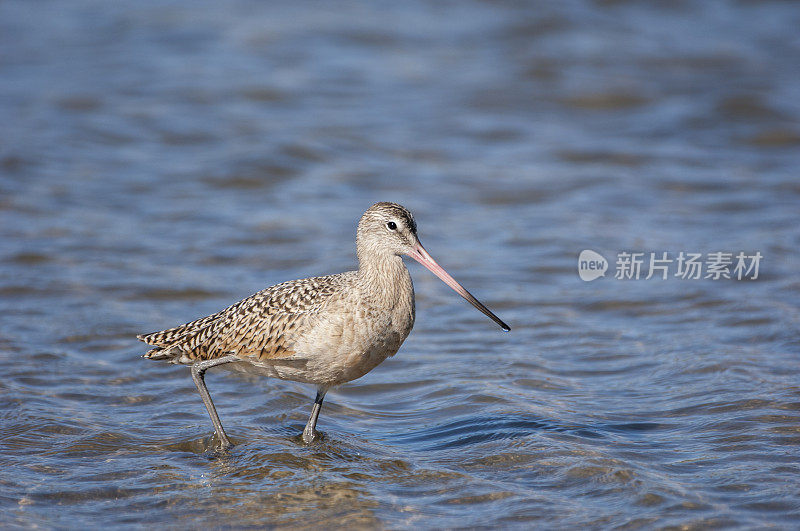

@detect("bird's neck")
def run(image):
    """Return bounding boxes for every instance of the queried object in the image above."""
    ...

[357,253,414,306]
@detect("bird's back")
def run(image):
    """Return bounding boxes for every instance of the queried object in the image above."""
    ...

[139,271,358,365]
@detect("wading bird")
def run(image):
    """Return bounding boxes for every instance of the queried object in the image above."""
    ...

[139,202,509,448]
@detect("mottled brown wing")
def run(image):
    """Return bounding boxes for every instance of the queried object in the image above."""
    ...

[137,310,223,348]
[139,273,353,364]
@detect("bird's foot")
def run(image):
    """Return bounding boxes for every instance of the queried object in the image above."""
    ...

[209,433,233,452]
[301,428,322,444]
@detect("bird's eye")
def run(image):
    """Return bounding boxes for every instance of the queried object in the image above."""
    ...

[386,221,397,231]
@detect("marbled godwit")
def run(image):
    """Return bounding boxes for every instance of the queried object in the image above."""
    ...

[138,202,509,448]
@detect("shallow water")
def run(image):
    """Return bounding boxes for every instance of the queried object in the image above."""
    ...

[1,0,799,528]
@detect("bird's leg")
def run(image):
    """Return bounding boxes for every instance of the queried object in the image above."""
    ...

[302,388,328,444]
[190,355,240,450]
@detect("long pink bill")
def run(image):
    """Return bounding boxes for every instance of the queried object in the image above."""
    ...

[408,243,510,332]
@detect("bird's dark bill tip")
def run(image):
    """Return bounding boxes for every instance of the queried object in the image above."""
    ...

[487,313,510,331]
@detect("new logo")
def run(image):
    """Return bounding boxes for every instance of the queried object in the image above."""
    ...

[578,250,608,281]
